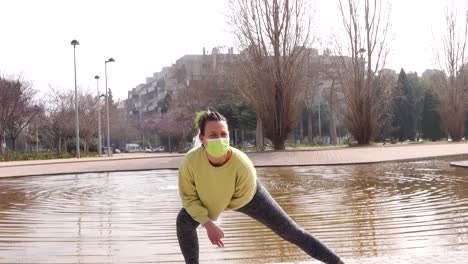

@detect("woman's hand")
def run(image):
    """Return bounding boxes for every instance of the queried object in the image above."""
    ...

[203,220,224,247]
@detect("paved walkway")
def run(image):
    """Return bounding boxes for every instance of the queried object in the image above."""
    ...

[1,142,468,178]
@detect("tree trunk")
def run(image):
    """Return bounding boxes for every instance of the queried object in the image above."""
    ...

[307,108,313,143]
[168,135,172,152]
[292,128,295,144]
[329,81,337,144]
[234,129,238,146]
[1,132,5,154]
[271,137,285,150]
[329,104,337,144]
[256,116,263,149]
[299,115,304,144]
[10,135,16,151]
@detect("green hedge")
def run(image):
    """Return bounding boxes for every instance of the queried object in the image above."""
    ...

[0,151,97,161]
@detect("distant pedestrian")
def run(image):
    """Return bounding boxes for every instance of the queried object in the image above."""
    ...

[176,110,345,264]
[192,129,202,149]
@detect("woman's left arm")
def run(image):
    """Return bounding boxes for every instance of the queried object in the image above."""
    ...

[227,162,257,209]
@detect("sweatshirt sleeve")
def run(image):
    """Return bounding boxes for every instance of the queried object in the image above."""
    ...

[227,157,257,210]
[178,160,210,225]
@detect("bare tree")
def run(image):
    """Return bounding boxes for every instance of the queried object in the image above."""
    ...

[318,50,352,145]
[296,49,345,145]
[328,64,347,145]
[0,75,40,152]
[44,85,75,153]
[301,50,321,144]
[145,107,193,152]
[79,92,99,153]
[229,0,312,150]
[174,78,238,113]
[106,89,126,149]
[26,107,47,153]
[43,87,102,153]
[336,0,391,144]
[432,4,468,141]
[5,104,42,151]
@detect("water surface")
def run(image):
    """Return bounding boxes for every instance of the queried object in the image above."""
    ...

[0,158,467,263]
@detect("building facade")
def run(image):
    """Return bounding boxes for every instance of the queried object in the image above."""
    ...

[126,47,230,119]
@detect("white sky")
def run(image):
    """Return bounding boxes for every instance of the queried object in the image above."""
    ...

[0,0,467,101]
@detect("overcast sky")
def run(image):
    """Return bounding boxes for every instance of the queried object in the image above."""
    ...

[0,0,467,101]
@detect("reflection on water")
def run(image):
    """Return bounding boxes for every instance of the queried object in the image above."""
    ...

[0,158,467,263]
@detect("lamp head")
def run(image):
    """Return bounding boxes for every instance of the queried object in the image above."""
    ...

[94,75,100,80]
[71,39,80,46]
[105,58,115,63]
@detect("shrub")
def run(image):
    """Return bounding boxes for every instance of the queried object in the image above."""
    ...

[0,151,97,161]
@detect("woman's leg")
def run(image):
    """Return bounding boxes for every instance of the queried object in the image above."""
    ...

[176,208,200,264]
[236,181,342,264]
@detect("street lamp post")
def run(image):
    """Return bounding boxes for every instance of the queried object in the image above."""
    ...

[71,39,80,158]
[104,58,115,156]
[95,75,102,156]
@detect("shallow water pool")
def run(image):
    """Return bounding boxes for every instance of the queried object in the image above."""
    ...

[0,158,467,263]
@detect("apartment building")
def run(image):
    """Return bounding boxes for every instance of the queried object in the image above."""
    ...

[126,47,231,119]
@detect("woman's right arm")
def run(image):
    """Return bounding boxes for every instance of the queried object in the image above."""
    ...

[178,161,210,225]
[179,161,225,247]
[202,220,225,247]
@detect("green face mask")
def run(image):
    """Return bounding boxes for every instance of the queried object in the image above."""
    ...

[206,138,230,158]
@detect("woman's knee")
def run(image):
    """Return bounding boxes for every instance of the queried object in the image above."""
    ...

[275,221,306,243]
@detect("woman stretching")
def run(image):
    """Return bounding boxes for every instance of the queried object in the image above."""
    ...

[177,110,345,264]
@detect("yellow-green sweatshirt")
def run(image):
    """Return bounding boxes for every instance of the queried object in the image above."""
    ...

[178,146,257,225]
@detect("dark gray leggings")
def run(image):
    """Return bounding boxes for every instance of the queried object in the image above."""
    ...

[176,180,341,264]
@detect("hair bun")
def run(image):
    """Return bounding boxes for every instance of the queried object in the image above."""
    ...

[194,110,210,129]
